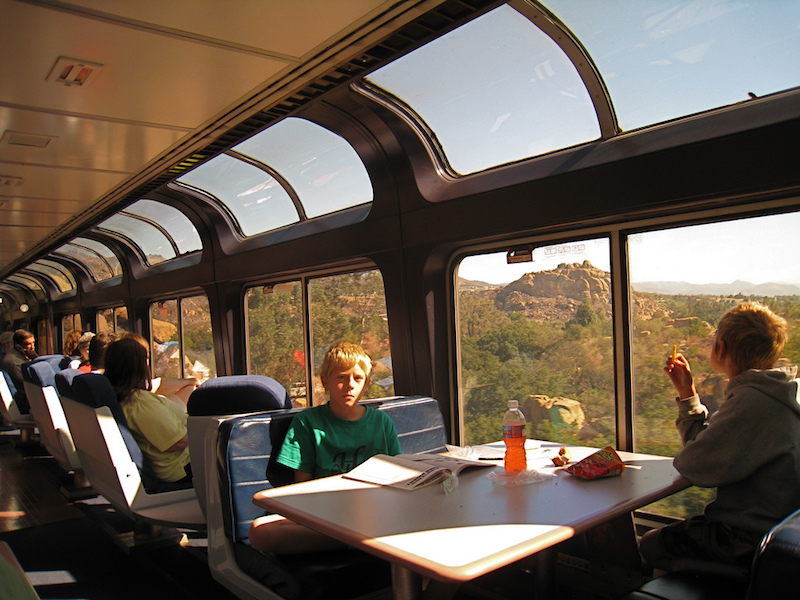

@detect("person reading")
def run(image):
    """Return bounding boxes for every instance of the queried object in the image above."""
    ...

[248,340,401,554]
[104,335,192,484]
[640,302,800,570]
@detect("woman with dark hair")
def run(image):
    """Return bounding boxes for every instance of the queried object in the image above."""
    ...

[104,335,191,484]
[62,329,82,360]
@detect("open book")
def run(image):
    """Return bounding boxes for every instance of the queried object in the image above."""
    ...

[343,453,494,491]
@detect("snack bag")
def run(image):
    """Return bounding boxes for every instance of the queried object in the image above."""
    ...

[564,446,625,480]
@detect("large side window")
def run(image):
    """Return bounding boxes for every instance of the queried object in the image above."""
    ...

[629,211,800,519]
[149,294,216,384]
[246,281,306,404]
[246,268,393,407]
[457,238,614,447]
[308,270,393,405]
[97,306,128,334]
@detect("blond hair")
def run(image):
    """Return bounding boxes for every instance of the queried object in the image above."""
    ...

[320,340,372,384]
[716,302,788,374]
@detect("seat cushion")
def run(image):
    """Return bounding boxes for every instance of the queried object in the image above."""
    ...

[620,571,746,600]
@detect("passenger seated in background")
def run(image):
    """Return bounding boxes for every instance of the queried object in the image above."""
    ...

[74,332,95,372]
[104,335,192,484]
[640,302,800,570]
[62,329,82,361]
[0,332,12,362]
[86,331,118,373]
[248,340,401,554]
[3,329,38,414]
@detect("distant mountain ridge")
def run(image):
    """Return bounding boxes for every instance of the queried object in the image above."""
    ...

[634,280,800,296]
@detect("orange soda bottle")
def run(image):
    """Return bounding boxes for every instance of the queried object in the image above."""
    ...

[503,400,527,473]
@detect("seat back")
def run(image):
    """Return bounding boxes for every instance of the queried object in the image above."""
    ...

[21,360,80,470]
[206,395,447,600]
[66,373,190,494]
[187,375,292,517]
[60,373,204,529]
[746,507,800,599]
[0,369,22,424]
[220,395,447,543]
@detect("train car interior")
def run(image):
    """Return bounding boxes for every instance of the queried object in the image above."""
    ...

[1,1,799,599]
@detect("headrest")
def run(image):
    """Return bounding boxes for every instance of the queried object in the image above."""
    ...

[55,368,84,397]
[26,360,57,388]
[1,369,16,397]
[187,375,292,416]
[34,354,73,371]
[68,373,126,424]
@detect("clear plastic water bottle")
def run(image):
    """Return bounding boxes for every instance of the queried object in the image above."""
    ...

[503,400,527,473]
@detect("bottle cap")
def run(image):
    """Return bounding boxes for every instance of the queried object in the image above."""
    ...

[508,400,519,409]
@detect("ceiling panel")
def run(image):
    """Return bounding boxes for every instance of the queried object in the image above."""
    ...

[0,0,433,278]
[68,0,397,58]
[0,107,187,172]
[0,0,292,128]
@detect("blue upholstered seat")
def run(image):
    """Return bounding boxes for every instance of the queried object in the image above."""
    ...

[187,374,292,417]
[207,395,448,600]
[621,508,800,600]
[64,372,191,493]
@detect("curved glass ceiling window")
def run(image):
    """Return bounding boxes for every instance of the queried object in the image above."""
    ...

[97,200,199,267]
[125,200,201,255]
[177,153,298,237]
[231,117,373,219]
[5,275,46,300]
[363,4,599,175]
[25,260,75,293]
[54,237,121,282]
[544,0,800,131]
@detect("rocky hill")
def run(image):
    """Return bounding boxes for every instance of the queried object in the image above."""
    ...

[492,260,610,322]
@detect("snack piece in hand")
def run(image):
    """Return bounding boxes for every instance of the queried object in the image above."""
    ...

[671,344,678,360]
[564,446,625,480]
[552,446,572,466]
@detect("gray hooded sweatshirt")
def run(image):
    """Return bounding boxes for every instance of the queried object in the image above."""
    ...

[674,365,800,536]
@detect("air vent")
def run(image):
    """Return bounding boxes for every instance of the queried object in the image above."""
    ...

[0,176,23,186]
[1,130,57,149]
[46,56,103,87]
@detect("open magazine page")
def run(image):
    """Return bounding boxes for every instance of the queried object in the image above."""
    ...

[343,453,493,491]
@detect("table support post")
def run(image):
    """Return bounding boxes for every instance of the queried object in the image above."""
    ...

[391,564,423,600]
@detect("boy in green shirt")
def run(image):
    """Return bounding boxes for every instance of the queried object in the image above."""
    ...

[249,340,400,553]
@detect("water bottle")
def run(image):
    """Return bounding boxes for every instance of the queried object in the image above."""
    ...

[503,400,527,473]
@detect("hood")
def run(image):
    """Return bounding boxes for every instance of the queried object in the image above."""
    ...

[727,364,800,417]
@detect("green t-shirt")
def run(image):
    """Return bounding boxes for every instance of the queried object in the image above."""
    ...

[277,404,401,478]
[121,388,190,483]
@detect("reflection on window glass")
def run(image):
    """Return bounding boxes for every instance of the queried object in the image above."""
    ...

[364,4,598,175]
[150,296,215,384]
[177,153,299,237]
[457,238,613,447]
[115,306,129,334]
[26,260,75,293]
[97,307,125,333]
[56,242,114,282]
[61,314,81,353]
[125,199,201,255]
[99,213,175,266]
[151,299,180,380]
[246,281,306,406]
[233,117,373,219]
[73,238,121,278]
[545,0,800,131]
[181,295,215,383]
[629,212,800,519]
[309,270,393,405]
[6,275,46,301]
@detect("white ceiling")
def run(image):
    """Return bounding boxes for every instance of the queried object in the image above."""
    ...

[0,0,436,277]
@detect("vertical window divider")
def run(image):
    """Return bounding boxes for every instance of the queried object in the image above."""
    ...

[610,229,634,452]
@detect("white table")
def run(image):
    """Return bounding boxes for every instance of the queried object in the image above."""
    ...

[253,441,689,597]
